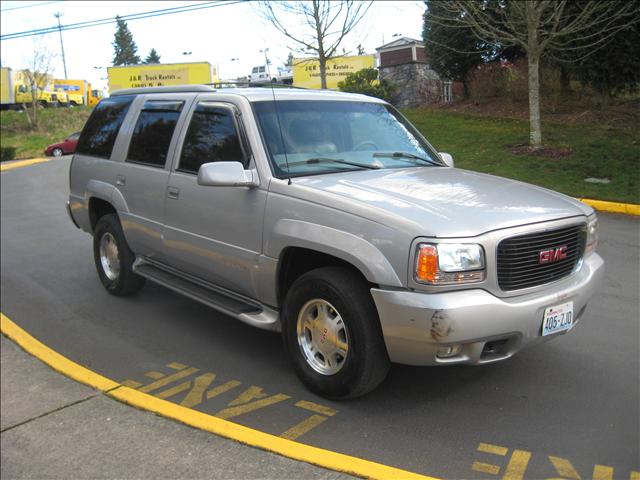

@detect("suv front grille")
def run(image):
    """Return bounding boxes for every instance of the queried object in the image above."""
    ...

[497,225,586,291]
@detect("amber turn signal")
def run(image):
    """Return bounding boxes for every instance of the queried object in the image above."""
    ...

[416,244,438,282]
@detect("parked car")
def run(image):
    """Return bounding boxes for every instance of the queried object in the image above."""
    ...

[45,132,80,157]
[67,86,604,399]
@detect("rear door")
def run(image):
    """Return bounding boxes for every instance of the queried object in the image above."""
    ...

[162,98,266,297]
[114,94,193,259]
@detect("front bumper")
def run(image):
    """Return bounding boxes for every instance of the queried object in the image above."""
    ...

[371,253,604,366]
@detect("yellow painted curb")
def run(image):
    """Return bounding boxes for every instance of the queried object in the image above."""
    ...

[0,158,50,172]
[578,198,640,216]
[111,387,436,480]
[0,313,119,391]
[0,312,438,480]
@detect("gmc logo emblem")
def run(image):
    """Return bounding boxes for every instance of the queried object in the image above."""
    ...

[539,246,568,264]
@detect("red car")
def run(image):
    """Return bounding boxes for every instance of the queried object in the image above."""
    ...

[44,131,81,157]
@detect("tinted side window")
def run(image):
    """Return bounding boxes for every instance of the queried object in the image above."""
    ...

[76,95,134,158]
[127,100,184,168]
[179,104,244,174]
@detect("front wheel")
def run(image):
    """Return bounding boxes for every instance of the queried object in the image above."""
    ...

[93,214,145,296]
[282,267,390,399]
[52,148,63,157]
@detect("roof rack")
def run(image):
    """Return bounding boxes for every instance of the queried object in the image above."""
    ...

[110,82,308,96]
[111,85,216,96]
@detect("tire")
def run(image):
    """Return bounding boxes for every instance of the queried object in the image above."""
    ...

[93,213,145,296]
[52,148,63,157]
[282,267,390,399]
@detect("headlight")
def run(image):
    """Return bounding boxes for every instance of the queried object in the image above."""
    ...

[415,243,485,285]
[585,214,599,256]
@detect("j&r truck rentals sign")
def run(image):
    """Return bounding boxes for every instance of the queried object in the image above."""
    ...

[107,62,217,92]
[292,55,376,90]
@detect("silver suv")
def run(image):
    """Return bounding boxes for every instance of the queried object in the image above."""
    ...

[67,86,604,398]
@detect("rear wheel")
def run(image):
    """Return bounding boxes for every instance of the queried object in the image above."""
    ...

[282,267,390,399]
[93,214,145,296]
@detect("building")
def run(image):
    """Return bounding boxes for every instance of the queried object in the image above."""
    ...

[376,37,452,108]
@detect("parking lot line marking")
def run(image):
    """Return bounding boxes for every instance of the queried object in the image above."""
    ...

[0,158,50,172]
[503,450,531,480]
[145,371,166,379]
[2,313,440,480]
[181,373,216,408]
[295,400,337,417]
[280,414,328,440]
[207,380,241,399]
[592,465,614,480]
[0,313,119,391]
[549,456,581,479]
[478,443,508,456]
[472,461,501,475]
[156,381,191,400]
[168,362,187,370]
[216,393,290,420]
[122,380,143,388]
[138,367,199,393]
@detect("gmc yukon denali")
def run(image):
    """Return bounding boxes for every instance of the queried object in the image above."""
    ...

[67,86,604,398]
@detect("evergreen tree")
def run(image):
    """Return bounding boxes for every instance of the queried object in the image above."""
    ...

[423,1,486,99]
[285,52,294,67]
[112,16,141,66]
[144,48,161,64]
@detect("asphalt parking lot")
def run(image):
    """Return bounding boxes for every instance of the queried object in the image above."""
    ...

[1,157,638,479]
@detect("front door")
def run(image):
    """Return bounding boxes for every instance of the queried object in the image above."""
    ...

[162,100,267,297]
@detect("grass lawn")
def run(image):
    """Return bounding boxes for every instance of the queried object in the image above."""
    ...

[0,107,92,160]
[403,109,639,204]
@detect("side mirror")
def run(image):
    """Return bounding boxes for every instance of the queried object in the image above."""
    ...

[197,161,258,188]
[439,152,455,168]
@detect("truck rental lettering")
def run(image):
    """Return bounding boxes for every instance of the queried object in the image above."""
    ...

[128,73,180,88]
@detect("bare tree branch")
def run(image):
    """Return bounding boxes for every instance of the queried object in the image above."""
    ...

[258,0,371,89]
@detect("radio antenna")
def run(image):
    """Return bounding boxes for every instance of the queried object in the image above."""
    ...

[262,48,292,185]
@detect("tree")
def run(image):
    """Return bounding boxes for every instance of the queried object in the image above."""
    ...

[112,15,140,66]
[144,48,161,64]
[561,0,640,108]
[357,44,365,55]
[285,52,294,67]
[428,1,638,148]
[21,44,55,130]
[423,1,486,99]
[337,67,395,102]
[260,1,371,89]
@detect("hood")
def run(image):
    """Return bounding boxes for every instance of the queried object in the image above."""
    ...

[293,167,591,237]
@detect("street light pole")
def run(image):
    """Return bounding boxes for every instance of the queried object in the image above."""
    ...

[54,12,68,79]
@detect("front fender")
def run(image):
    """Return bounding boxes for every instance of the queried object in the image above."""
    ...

[267,219,402,287]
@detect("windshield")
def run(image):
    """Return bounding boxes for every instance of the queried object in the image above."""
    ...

[253,100,443,178]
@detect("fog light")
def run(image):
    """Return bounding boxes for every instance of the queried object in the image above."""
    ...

[437,344,462,358]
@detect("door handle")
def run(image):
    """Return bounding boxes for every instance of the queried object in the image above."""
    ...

[167,186,180,199]
[116,174,126,186]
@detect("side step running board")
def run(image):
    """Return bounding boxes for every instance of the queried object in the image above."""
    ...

[133,260,280,332]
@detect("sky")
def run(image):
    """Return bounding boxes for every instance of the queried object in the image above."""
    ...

[0,0,426,92]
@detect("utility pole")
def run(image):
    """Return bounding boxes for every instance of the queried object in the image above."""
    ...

[54,12,67,79]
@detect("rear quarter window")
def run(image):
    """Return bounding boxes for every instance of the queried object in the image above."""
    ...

[76,95,135,159]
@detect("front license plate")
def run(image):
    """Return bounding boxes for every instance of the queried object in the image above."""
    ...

[542,301,574,336]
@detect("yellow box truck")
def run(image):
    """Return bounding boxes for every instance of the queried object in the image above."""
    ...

[1,67,15,107]
[107,62,218,92]
[54,79,88,106]
[2,68,65,108]
[293,55,376,90]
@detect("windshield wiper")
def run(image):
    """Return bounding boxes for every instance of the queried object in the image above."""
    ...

[373,151,440,166]
[289,157,381,170]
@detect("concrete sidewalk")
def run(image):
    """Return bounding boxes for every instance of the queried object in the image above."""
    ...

[0,335,351,479]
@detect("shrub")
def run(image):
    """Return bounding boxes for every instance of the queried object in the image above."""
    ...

[1,146,17,162]
[338,68,396,103]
